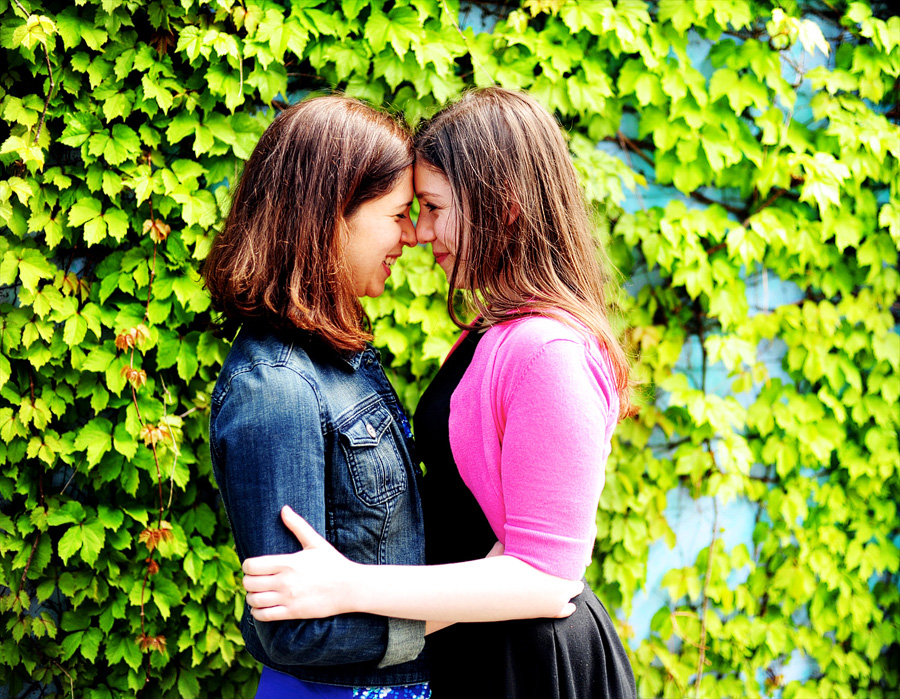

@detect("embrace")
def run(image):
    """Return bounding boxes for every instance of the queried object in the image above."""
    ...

[202,88,637,699]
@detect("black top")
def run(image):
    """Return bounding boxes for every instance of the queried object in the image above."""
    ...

[413,327,637,698]
[415,328,495,566]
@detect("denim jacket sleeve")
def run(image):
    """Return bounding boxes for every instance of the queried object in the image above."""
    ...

[211,362,421,667]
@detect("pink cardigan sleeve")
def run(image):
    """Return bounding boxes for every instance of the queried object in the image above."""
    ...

[497,338,617,579]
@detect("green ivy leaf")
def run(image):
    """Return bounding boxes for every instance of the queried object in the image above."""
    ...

[59,112,102,148]
[0,248,56,293]
[105,632,142,671]
[57,525,82,564]
[365,8,421,59]
[72,417,113,467]
[80,627,103,663]
[246,62,287,103]
[141,74,174,113]
[0,355,9,390]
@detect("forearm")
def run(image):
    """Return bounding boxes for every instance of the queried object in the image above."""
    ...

[243,509,581,627]
[347,554,581,623]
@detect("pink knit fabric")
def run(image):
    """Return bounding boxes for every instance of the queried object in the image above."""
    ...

[448,315,619,580]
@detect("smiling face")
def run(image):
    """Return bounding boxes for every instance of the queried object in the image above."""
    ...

[414,161,462,280]
[344,167,416,298]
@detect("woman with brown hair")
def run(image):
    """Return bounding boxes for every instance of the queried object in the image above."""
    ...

[204,95,431,698]
[241,88,637,698]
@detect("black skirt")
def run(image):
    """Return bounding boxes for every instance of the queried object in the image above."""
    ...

[414,329,637,699]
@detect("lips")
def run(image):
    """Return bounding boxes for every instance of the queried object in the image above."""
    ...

[433,252,449,264]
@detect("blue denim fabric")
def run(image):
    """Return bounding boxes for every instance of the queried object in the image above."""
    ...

[210,327,428,686]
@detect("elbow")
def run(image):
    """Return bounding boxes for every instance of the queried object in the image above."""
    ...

[506,555,585,615]
[264,639,311,667]
[530,575,584,618]
[254,620,319,666]
[252,616,388,667]
[548,576,585,614]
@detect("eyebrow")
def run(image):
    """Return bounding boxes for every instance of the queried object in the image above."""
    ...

[415,191,441,199]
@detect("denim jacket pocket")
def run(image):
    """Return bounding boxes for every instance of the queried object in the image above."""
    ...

[338,402,408,506]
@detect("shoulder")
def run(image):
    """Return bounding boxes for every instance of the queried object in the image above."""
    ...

[483,314,617,408]
[490,314,586,351]
[214,328,323,404]
[484,313,597,372]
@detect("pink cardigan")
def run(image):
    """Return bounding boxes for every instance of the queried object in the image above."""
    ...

[448,315,619,580]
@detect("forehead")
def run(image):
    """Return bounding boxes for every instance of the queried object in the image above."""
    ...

[377,167,414,203]
[350,168,413,219]
[414,162,450,195]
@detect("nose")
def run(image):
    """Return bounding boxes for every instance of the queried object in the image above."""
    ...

[415,215,435,245]
[400,218,416,248]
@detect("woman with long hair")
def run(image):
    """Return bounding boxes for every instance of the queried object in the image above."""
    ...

[204,95,432,698]
[241,88,637,698]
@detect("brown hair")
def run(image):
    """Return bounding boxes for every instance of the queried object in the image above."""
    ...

[415,87,634,418]
[204,95,413,352]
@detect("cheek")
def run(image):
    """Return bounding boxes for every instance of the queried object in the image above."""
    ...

[435,219,456,252]
[379,222,401,248]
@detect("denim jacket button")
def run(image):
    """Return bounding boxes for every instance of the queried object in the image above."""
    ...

[365,422,377,438]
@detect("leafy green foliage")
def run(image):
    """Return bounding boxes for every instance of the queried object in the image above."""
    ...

[0,0,897,696]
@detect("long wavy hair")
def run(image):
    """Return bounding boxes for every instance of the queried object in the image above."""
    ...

[415,87,634,417]
[204,95,413,353]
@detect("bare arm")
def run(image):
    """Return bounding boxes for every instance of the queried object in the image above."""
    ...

[422,541,506,635]
[243,506,582,626]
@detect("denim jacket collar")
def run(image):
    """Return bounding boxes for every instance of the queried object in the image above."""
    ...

[297,332,378,372]
[334,346,377,371]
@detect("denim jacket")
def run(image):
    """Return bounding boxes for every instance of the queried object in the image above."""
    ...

[209,327,428,686]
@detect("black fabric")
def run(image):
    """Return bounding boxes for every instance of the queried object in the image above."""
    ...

[415,330,497,566]
[414,330,637,699]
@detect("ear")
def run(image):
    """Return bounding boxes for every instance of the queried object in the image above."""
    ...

[506,200,520,227]
[335,215,350,248]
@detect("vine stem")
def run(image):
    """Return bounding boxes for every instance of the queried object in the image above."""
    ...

[441,0,496,86]
[126,347,165,666]
[128,347,145,426]
[17,533,41,593]
[49,658,75,699]
[145,155,158,322]
[145,239,157,319]
[10,0,56,145]
[27,634,75,699]
[125,188,170,690]
[670,611,708,650]
[693,306,716,696]
[18,446,47,591]
[58,459,84,496]
[614,131,749,219]
[161,376,181,510]
[33,40,55,144]
[615,131,647,211]
[694,492,718,697]
[151,443,164,527]
[127,337,170,525]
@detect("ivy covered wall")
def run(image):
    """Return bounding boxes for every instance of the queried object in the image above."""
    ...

[0,0,898,697]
